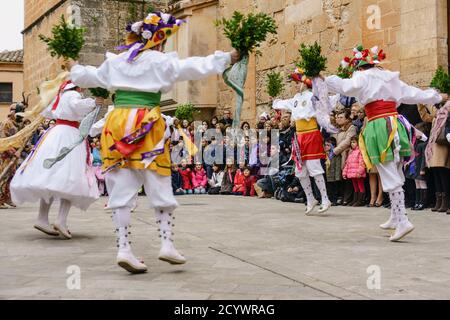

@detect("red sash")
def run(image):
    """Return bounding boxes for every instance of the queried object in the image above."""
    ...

[56,119,80,129]
[365,100,397,121]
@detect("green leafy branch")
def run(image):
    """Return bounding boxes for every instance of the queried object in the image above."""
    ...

[89,88,110,99]
[39,15,86,60]
[215,11,277,57]
[296,42,327,78]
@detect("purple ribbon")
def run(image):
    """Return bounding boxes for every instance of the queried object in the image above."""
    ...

[101,161,123,175]
[141,148,165,160]
[115,41,140,51]
[127,43,145,63]
[109,120,157,152]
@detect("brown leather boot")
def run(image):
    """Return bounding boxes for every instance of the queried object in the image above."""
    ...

[432,192,442,212]
[438,193,448,213]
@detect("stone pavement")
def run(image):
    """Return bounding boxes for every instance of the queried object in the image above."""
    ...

[1,195,450,300]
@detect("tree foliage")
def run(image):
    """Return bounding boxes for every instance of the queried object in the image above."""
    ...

[266,71,284,98]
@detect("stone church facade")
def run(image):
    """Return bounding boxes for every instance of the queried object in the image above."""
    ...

[24,0,449,125]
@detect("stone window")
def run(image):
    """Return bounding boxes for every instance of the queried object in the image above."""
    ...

[0,83,13,103]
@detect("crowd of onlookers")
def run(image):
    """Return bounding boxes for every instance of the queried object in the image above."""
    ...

[2,97,450,215]
[159,98,450,215]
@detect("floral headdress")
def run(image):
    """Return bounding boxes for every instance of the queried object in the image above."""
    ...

[117,12,184,63]
[338,45,386,78]
[351,44,386,68]
[288,67,312,88]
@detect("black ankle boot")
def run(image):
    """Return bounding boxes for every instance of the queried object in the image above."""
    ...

[417,189,427,211]
[412,189,420,210]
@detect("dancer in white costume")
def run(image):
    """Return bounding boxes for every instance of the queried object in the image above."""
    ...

[68,11,239,273]
[325,45,447,241]
[10,81,101,239]
[273,68,338,215]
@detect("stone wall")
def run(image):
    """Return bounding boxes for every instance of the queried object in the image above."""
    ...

[170,0,448,126]
[24,0,448,124]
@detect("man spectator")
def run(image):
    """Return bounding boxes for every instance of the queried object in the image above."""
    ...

[220,109,233,126]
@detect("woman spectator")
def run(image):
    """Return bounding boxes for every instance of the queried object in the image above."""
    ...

[208,163,224,195]
[220,158,236,195]
[331,109,357,206]
[241,121,251,136]
[419,102,450,213]
[211,116,219,128]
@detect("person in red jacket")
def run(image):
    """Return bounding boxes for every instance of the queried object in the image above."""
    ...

[179,159,193,194]
[192,163,207,194]
[233,166,257,196]
[342,137,367,206]
[233,166,245,195]
[243,167,257,196]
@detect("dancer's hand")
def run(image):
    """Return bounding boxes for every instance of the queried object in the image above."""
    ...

[64,59,78,71]
[230,49,240,64]
[95,97,105,106]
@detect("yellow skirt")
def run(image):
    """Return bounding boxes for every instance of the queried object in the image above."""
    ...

[100,106,171,176]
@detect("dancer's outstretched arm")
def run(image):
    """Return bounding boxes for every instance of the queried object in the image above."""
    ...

[325,73,367,97]
[272,96,296,111]
[398,80,443,105]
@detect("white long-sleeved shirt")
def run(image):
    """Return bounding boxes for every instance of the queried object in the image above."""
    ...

[41,90,96,121]
[70,49,231,93]
[325,68,442,107]
[273,91,316,121]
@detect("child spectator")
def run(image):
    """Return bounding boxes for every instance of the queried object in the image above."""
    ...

[408,122,431,210]
[342,136,367,207]
[171,164,185,196]
[208,163,224,195]
[233,165,245,195]
[325,137,341,205]
[221,158,236,195]
[192,163,207,194]
[179,159,193,194]
[92,140,106,196]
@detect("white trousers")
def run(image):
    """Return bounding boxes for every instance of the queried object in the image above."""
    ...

[375,161,405,193]
[295,159,324,178]
[105,169,178,211]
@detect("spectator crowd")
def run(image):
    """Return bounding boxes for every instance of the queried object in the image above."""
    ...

[2,97,450,216]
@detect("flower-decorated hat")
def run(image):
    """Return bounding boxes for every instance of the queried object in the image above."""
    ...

[118,12,184,62]
[351,45,386,68]
[288,67,312,88]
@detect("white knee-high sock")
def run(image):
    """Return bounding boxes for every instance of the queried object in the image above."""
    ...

[56,199,71,227]
[112,207,132,252]
[38,198,53,225]
[299,177,315,205]
[389,190,407,224]
[314,175,330,204]
[155,208,175,250]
